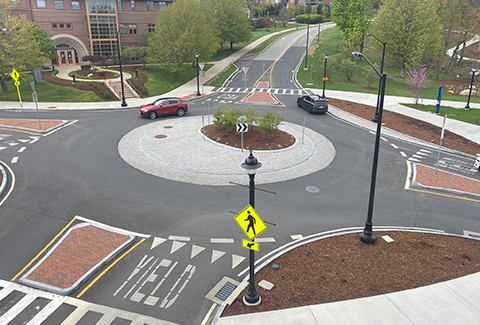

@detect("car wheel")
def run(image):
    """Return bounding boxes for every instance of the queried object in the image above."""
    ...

[297,99,302,108]
[307,106,312,114]
[176,108,185,117]
[148,111,157,120]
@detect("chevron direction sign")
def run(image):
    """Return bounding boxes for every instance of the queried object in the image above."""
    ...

[236,123,248,133]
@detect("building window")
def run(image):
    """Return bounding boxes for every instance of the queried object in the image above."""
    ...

[55,1,63,9]
[71,1,79,9]
[148,24,155,33]
[130,0,134,11]
[37,0,46,8]
[146,0,153,11]
[52,23,58,28]
[159,1,166,9]
[129,24,136,34]
[66,23,72,28]
[119,24,128,35]
[59,23,65,28]
[11,0,16,7]
[117,0,121,11]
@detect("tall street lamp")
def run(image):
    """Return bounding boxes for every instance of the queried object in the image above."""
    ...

[352,51,387,244]
[304,5,311,70]
[241,151,262,306]
[465,65,477,110]
[116,30,127,107]
[322,52,328,98]
[195,51,200,96]
[367,33,386,122]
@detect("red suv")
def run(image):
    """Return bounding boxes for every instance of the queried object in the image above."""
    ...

[139,97,188,119]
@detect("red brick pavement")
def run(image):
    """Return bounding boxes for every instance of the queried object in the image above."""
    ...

[242,91,278,104]
[0,119,65,132]
[22,223,133,292]
[414,164,480,196]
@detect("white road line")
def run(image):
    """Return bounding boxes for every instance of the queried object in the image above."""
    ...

[201,303,217,325]
[381,137,388,142]
[96,313,116,325]
[290,234,303,240]
[11,157,18,163]
[18,147,26,153]
[408,158,421,162]
[191,245,206,259]
[18,139,30,143]
[211,238,234,243]
[412,154,425,159]
[8,142,18,146]
[0,295,37,324]
[405,161,412,189]
[168,235,190,242]
[170,241,186,254]
[232,254,246,269]
[255,237,275,243]
[420,149,432,153]
[151,237,167,250]
[415,151,428,156]
[26,299,64,325]
[29,139,39,144]
[390,143,399,149]
[400,152,408,157]
[60,306,88,325]
[74,215,150,238]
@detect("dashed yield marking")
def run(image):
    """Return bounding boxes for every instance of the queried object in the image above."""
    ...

[211,250,226,264]
[170,241,186,254]
[190,245,205,259]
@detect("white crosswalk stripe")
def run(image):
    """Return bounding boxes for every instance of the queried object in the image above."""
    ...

[0,279,181,325]
[218,87,308,95]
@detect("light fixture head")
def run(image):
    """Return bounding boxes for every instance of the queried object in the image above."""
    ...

[195,51,199,58]
[473,65,478,73]
[325,52,329,59]
[241,150,262,173]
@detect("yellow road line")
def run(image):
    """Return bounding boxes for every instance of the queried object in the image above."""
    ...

[76,238,146,298]
[11,217,77,281]
[0,127,43,136]
[408,188,480,203]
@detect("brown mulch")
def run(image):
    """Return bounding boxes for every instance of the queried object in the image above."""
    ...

[223,231,480,316]
[0,119,65,131]
[328,98,480,156]
[202,125,294,150]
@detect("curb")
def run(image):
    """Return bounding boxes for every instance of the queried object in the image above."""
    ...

[0,161,7,197]
[211,225,457,324]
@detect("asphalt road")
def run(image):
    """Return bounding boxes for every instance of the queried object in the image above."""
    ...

[1,24,479,325]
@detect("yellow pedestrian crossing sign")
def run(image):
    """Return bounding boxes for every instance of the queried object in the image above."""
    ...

[242,239,259,251]
[234,204,267,240]
[323,77,328,81]
[11,69,20,81]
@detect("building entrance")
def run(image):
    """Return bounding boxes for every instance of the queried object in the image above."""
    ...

[56,47,78,65]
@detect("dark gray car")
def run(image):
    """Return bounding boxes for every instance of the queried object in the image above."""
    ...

[297,95,328,114]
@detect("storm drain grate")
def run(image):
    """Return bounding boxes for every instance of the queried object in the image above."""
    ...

[215,282,237,301]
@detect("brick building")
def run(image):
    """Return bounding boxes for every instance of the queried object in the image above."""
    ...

[11,0,173,66]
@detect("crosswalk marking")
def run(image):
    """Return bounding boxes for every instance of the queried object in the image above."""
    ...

[151,237,167,250]
[168,235,190,242]
[232,254,246,269]
[400,151,408,157]
[0,295,37,324]
[26,299,64,325]
[218,87,307,95]
[18,147,26,153]
[60,306,88,325]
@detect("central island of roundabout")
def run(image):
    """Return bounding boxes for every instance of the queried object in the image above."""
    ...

[118,116,336,186]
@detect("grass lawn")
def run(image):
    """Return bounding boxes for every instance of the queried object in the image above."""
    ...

[297,27,480,105]
[209,64,238,88]
[403,104,480,126]
[208,25,303,62]
[139,63,212,96]
[0,73,104,102]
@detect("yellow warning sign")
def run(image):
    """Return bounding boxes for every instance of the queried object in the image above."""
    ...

[323,77,328,81]
[234,204,267,240]
[242,239,259,251]
[11,69,20,81]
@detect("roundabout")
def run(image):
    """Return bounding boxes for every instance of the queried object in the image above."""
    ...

[118,116,336,186]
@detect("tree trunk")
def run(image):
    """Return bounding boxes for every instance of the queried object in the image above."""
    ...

[230,42,233,50]
[1,78,8,93]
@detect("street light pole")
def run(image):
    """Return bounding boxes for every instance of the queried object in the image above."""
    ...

[465,65,477,110]
[367,33,385,122]
[195,51,200,96]
[352,52,387,244]
[116,30,127,107]
[241,151,262,306]
[304,5,311,70]
[322,52,328,98]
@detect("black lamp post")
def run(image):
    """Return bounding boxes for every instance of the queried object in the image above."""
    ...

[195,51,200,96]
[116,30,127,107]
[241,150,262,306]
[304,5,311,70]
[367,33,386,122]
[317,18,321,43]
[352,51,387,244]
[322,52,328,98]
[465,65,477,110]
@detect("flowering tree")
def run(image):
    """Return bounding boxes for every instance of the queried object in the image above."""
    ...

[259,19,275,30]
[407,67,430,105]
[82,55,105,72]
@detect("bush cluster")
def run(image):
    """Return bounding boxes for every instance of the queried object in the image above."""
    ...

[295,14,321,24]
[88,82,112,98]
[213,106,285,134]
[81,64,91,70]
[129,78,148,95]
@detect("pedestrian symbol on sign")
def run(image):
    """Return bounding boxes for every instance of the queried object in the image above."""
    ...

[234,204,267,240]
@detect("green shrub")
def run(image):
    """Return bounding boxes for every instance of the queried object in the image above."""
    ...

[96,70,106,77]
[129,78,148,95]
[213,105,242,133]
[88,82,112,98]
[295,14,321,24]
[258,111,285,133]
[81,64,91,70]
[240,105,259,126]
